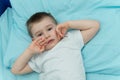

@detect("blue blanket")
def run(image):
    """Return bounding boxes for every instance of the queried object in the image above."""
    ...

[1,0,120,80]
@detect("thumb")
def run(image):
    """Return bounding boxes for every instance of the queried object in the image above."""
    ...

[55,29,63,39]
[57,26,64,37]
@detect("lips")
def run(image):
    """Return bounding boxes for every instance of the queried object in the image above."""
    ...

[47,39,54,44]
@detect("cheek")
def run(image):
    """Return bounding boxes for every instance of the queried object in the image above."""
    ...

[40,36,46,40]
[53,30,58,38]
[50,29,56,35]
[50,29,59,39]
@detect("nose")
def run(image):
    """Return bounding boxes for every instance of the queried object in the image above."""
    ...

[44,32,50,39]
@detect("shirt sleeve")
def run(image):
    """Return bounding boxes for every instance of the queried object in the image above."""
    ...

[28,54,41,73]
[66,30,84,49]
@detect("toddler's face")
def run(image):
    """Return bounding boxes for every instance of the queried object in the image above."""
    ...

[31,17,60,50]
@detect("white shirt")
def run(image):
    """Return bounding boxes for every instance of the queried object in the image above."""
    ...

[28,30,86,80]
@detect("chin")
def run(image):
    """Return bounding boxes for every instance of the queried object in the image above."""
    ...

[45,44,55,51]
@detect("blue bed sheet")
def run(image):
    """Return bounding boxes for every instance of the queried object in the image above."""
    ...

[0,8,12,80]
[0,8,38,80]
[1,0,120,80]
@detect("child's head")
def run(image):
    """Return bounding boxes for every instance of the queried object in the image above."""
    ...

[26,12,60,50]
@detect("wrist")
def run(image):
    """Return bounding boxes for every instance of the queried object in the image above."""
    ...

[66,21,71,29]
[26,48,35,56]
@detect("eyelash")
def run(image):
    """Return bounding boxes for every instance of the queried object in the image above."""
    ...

[37,33,42,36]
[37,27,53,36]
[48,27,52,31]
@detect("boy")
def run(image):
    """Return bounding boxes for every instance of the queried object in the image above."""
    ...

[11,12,99,80]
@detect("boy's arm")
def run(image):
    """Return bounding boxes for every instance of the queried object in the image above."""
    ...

[56,20,99,44]
[67,20,100,44]
[11,37,46,74]
[11,49,34,75]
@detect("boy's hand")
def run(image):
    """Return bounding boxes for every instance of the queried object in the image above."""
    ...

[28,37,47,55]
[56,22,69,38]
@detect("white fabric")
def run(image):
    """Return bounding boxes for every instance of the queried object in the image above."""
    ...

[28,30,85,80]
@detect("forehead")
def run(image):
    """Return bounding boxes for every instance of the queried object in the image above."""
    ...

[31,17,56,34]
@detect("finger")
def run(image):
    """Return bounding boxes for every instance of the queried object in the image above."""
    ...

[35,41,40,47]
[55,26,60,34]
[58,28,64,37]
[56,30,62,39]
[34,37,44,45]
[39,45,45,52]
[38,38,47,46]
[39,41,47,47]
[56,26,63,37]
[31,40,39,47]
[62,28,66,36]
[32,38,41,46]
[57,28,64,38]
[32,38,41,47]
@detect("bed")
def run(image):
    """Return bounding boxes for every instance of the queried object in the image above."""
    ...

[0,0,120,80]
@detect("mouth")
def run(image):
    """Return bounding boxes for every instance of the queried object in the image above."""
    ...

[47,39,54,44]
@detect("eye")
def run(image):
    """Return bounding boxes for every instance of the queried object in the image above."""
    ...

[37,33,42,36]
[48,27,53,31]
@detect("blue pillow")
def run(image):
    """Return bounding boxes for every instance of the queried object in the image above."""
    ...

[0,0,11,16]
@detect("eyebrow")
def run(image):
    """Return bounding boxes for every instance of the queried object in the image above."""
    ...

[46,24,54,27]
[34,24,55,36]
